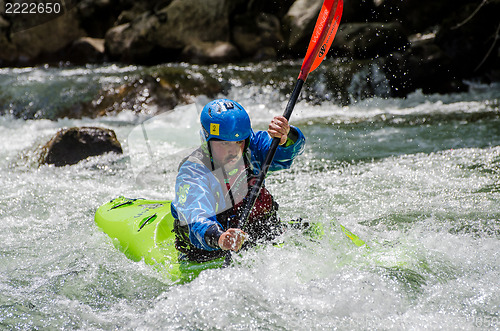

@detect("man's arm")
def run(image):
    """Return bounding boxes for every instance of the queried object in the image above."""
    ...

[172,161,226,251]
[250,117,306,172]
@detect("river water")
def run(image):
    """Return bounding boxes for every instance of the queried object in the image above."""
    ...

[1,64,499,330]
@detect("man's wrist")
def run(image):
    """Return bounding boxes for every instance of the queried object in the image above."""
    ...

[204,224,225,249]
[283,127,299,147]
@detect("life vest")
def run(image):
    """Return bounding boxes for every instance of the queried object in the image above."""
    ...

[173,149,284,262]
[219,172,282,243]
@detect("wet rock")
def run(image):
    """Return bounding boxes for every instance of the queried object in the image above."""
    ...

[256,13,285,52]
[0,0,497,98]
[333,22,409,59]
[253,47,278,61]
[0,16,9,29]
[153,0,233,49]
[115,6,149,26]
[435,0,500,79]
[232,13,284,58]
[407,38,468,94]
[374,0,466,33]
[181,41,240,64]
[244,0,296,19]
[342,0,377,23]
[62,76,177,118]
[61,67,224,118]
[6,9,85,65]
[232,25,261,57]
[0,33,17,65]
[380,38,468,97]
[39,127,122,167]
[283,0,323,55]
[104,13,159,63]
[76,0,121,38]
[104,0,238,64]
[67,37,105,64]
[5,2,78,34]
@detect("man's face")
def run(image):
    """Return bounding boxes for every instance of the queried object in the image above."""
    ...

[210,140,245,168]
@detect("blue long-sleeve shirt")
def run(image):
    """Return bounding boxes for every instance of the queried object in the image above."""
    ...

[171,126,305,251]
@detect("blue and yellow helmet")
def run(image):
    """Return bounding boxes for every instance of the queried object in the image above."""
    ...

[200,99,252,142]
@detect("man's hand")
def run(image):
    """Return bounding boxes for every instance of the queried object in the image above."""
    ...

[268,115,290,145]
[218,228,247,251]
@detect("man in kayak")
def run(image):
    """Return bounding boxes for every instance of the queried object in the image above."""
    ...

[171,98,305,262]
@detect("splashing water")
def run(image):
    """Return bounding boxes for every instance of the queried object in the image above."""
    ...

[0,64,499,330]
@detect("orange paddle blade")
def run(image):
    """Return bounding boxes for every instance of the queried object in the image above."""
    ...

[298,0,343,81]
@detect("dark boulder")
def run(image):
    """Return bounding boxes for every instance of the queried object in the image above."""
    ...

[240,0,296,19]
[104,14,160,64]
[181,41,240,64]
[332,22,409,59]
[0,0,498,100]
[435,0,500,80]
[342,0,377,23]
[372,0,473,32]
[67,37,106,64]
[380,36,468,97]
[3,8,85,66]
[104,0,240,64]
[39,127,123,167]
[76,0,122,38]
[282,0,323,56]
[232,12,284,59]
[60,67,224,119]
[0,16,16,65]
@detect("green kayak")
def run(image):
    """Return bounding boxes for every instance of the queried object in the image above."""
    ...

[95,196,366,282]
[94,196,224,283]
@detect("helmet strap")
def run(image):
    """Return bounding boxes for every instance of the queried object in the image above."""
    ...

[206,140,215,171]
[244,137,250,152]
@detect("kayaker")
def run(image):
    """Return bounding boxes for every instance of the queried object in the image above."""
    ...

[171,98,305,262]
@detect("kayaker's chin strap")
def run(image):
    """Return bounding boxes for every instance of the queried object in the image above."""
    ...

[206,140,237,211]
[206,140,255,229]
[206,141,216,172]
[221,166,236,210]
[220,153,252,227]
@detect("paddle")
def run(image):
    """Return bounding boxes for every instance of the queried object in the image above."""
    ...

[224,0,344,265]
[239,0,343,230]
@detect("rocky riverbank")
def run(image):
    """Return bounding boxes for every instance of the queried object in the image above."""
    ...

[1,0,499,113]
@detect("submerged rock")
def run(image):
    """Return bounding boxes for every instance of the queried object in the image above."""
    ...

[61,66,224,119]
[39,127,122,167]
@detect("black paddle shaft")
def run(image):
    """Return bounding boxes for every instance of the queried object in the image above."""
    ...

[238,78,305,230]
[223,79,305,267]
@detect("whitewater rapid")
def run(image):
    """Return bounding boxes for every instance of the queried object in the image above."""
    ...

[0,65,499,330]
